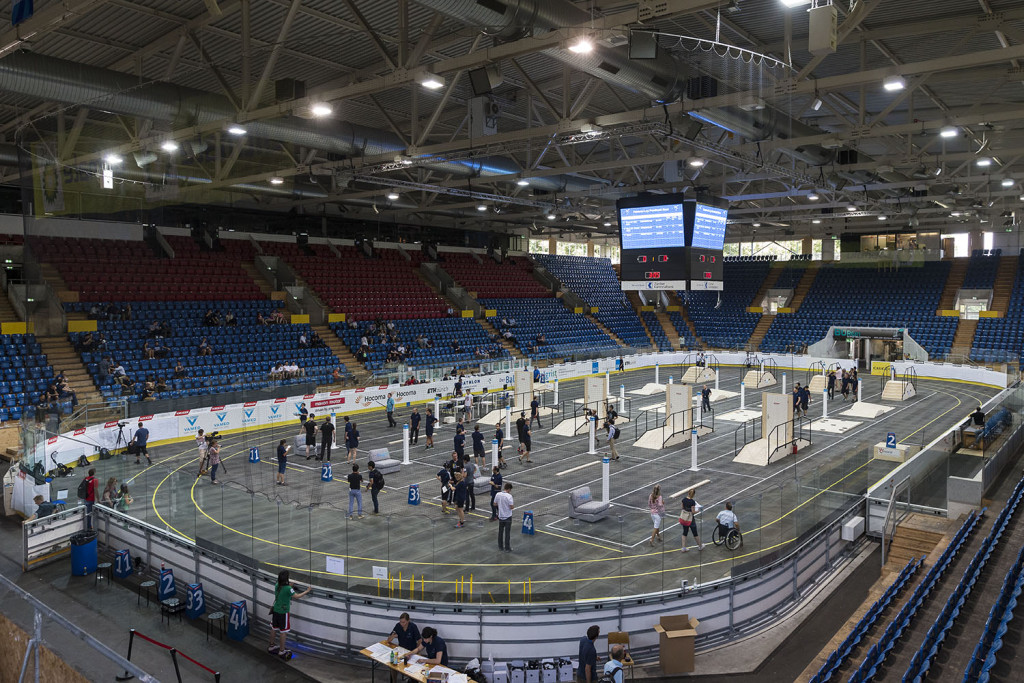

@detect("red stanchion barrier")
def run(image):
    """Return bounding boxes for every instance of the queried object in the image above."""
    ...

[117,629,221,683]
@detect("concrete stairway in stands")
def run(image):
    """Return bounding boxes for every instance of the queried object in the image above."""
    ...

[0,287,19,322]
[788,263,820,312]
[37,336,112,421]
[477,318,522,359]
[668,291,704,349]
[312,323,368,386]
[586,314,628,348]
[653,311,682,349]
[951,319,977,358]
[937,259,968,313]
[626,293,657,347]
[990,254,1018,314]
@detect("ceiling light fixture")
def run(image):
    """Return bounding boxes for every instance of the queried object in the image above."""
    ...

[847,205,857,212]
[387,192,400,200]
[269,177,284,185]
[883,75,906,92]
[419,74,445,90]
[1002,178,1015,187]
[516,178,530,187]
[568,37,594,54]
[752,222,761,228]
[310,103,333,117]
[811,98,823,111]
[939,126,957,138]
[877,215,887,220]
[807,193,819,201]
[977,157,993,167]
[812,219,822,224]
[161,140,178,152]
[477,204,488,212]
[687,157,706,168]
[780,0,809,7]
[604,221,612,227]
[547,213,557,220]
[104,154,123,165]
[227,125,247,136]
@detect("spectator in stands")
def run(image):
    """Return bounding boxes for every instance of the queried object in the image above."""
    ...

[299,332,309,348]
[122,303,132,321]
[141,377,155,400]
[347,320,358,330]
[154,341,170,358]
[143,341,155,359]
[95,333,107,352]
[146,320,161,338]
[105,303,119,320]
[155,377,167,393]
[416,334,427,349]
[272,310,285,324]
[451,338,462,353]
[447,306,455,317]
[403,375,417,386]
[257,312,267,326]
[202,309,217,326]
[88,304,101,320]
[536,333,546,346]
[224,311,236,326]
[396,342,407,359]
[359,334,369,350]
[332,367,343,383]
[198,337,213,356]
[158,320,172,337]
[76,331,94,352]
[173,361,187,379]
[309,330,325,348]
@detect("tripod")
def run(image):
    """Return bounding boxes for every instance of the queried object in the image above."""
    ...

[113,424,129,456]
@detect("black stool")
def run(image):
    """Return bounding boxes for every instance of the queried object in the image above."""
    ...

[160,598,184,625]
[94,562,112,588]
[206,611,227,641]
[138,580,156,607]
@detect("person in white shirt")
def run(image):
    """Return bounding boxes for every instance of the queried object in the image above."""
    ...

[463,392,473,420]
[494,483,515,552]
[716,502,739,532]
[195,429,209,477]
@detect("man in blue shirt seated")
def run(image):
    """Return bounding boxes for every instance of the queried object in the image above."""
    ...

[404,625,448,666]
[386,612,421,650]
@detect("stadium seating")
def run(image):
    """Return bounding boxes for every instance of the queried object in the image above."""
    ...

[533,254,651,349]
[66,300,342,403]
[0,333,54,422]
[667,312,701,350]
[640,312,674,351]
[963,252,1000,288]
[971,258,1024,363]
[262,242,449,320]
[682,260,771,349]
[441,253,550,299]
[963,544,1024,682]
[480,298,619,360]
[36,236,263,301]
[760,261,956,357]
[330,317,507,373]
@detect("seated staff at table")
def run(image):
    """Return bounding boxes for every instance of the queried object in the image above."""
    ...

[403,626,448,666]
[386,612,421,651]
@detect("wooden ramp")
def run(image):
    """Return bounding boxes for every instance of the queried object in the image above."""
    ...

[742,370,777,389]
[681,366,716,384]
[634,424,712,450]
[550,415,590,436]
[882,380,916,402]
[808,375,827,393]
[886,518,945,569]
[733,437,810,466]
[629,383,665,396]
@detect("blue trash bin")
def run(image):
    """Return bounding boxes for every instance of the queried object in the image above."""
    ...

[70,531,97,576]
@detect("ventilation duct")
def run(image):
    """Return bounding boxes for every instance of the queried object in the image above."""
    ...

[0,51,596,194]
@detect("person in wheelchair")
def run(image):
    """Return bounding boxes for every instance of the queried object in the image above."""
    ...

[713,502,742,550]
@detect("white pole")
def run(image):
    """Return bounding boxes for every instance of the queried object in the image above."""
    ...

[619,384,625,400]
[619,385,626,414]
[588,416,597,455]
[690,429,699,471]
[655,364,660,384]
[491,438,498,469]
[505,406,512,438]
[434,396,440,421]
[605,370,610,394]
[669,376,674,385]
[822,390,828,419]
[601,456,611,504]
[553,378,559,404]
[740,381,746,410]
[858,379,863,402]
[781,372,786,394]
[715,369,720,391]
[402,424,410,464]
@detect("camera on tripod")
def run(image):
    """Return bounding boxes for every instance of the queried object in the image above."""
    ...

[117,421,127,428]
[205,431,221,443]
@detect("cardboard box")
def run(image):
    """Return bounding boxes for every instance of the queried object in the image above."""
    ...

[653,614,699,674]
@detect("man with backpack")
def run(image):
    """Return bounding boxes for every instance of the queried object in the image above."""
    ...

[366,460,385,514]
[605,421,620,460]
[601,645,626,682]
[77,468,98,530]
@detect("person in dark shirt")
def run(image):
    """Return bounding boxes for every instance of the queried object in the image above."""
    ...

[799,384,810,417]
[577,625,600,682]
[303,415,317,460]
[436,463,452,515]
[453,430,466,463]
[276,439,290,486]
[386,612,421,651]
[530,396,542,427]
[453,471,467,528]
[489,466,503,521]
[495,423,506,469]
[701,385,712,413]
[297,402,308,425]
[319,417,336,462]
[132,422,152,466]
[347,464,364,519]
[424,408,436,450]
[366,461,385,514]
[972,406,986,426]
[345,422,359,463]
[24,494,56,521]
[471,425,486,466]
[405,626,448,666]
[792,386,802,415]
[827,370,836,400]
[409,408,421,444]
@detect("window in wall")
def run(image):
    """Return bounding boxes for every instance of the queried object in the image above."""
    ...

[529,239,549,254]
[941,233,968,258]
[724,242,740,256]
[984,232,994,252]
[556,241,589,257]
[605,245,620,264]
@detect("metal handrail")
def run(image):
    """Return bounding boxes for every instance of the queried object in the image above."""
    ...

[58,397,128,432]
[881,475,911,566]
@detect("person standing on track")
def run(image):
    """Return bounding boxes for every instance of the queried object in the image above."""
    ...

[208,437,222,485]
[489,465,503,521]
[424,407,436,449]
[792,385,802,417]
[132,421,152,466]
[303,414,317,460]
[464,458,477,512]
[319,416,336,462]
[679,489,704,552]
[195,429,208,477]
[386,393,396,428]
[649,485,665,546]
[453,428,466,464]
[267,570,311,658]
[495,483,514,551]
[345,422,359,463]
[516,412,527,455]
[276,439,290,486]
[799,383,810,417]
[471,424,486,467]
[701,385,712,413]
[827,370,836,400]
[517,414,533,464]
[296,402,308,425]
[850,368,859,402]
[605,420,620,460]
[410,407,421,444]
[463,391,473,421]
[495,422,507,469]
[366,460,385,514]
[841,371,850,401]
[347,463,364,519]
[453,471,467,528]
[436,461,452,515]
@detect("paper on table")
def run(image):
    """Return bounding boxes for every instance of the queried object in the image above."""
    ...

[403,663,427,677]
[365,642,394,661]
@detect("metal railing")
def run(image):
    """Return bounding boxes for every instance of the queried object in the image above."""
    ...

[880,475,911,566]
[766,414,814,465]
[58,397,128,432]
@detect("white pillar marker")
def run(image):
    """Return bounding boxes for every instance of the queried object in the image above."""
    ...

[588,416,597,455]
[690,429,699,471]
[655,364,660,384]
[781,372,786,394]
[715,369,720,391]
[822,390,828,419]
[491,438,498,469]
[553,378,559,404]
[858,380,863,402]
[740,381,746,410]
[601,456,611,504]
[402,424,410,464]
[605,370,610,394]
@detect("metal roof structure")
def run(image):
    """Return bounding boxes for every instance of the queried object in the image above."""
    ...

[1,0,1023,240]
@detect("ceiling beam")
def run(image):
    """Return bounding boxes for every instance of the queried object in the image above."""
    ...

[0,0,109,59]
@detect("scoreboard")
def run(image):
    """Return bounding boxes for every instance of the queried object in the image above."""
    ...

[616,195,727,291]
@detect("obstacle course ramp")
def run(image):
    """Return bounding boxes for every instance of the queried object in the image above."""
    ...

[807,375,827,393]
[742,370,777,389]
[881,380,916,402]
[681,366,716,384]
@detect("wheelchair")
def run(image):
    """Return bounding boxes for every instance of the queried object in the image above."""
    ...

[711,523,742,550]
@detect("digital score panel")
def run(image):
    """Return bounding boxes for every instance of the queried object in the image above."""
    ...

[689,202,727,290]
[689,250,724,290]
[617,199,689,290]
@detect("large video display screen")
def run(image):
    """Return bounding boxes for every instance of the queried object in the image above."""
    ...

[690,203,728,250]
[617,197,689,290]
